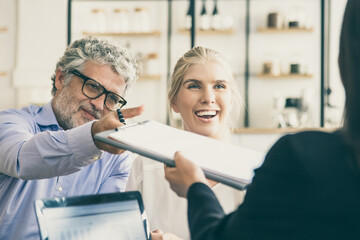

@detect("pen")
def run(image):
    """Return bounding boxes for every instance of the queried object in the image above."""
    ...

[117,109,126,125]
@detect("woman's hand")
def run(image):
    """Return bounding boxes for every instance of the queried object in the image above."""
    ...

[164,151,208,198]
[150,229,183,240]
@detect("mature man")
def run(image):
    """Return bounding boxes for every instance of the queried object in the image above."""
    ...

[0,36,143,239]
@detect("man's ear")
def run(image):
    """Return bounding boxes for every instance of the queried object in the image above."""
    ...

[54,69,65,91]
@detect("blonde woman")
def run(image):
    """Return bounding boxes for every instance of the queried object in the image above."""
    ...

[164,1,360,238]
[126,46,245,240]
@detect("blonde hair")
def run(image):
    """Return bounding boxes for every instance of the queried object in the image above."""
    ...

[167,46,242,138]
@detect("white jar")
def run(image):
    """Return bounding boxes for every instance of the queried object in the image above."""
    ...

[144,53,159,76]
[134,7,150,33]
[222,15,234,30]
[91,8,107,33]
[113,8,129,33]
[263,53,281,76]
[212,13,222,30]
[200,14,210,30]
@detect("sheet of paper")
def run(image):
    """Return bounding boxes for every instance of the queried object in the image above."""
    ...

[109,121,265,184]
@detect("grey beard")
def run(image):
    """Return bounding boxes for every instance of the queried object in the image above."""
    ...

[53,89,80,130]
[53,88,102,130]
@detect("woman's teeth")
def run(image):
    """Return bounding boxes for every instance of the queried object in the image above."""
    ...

[195,110,217,118]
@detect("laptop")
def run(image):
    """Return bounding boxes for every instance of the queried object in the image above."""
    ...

[34,191,150,240]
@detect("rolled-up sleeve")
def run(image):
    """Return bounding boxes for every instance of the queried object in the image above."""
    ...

[0,109,102,179]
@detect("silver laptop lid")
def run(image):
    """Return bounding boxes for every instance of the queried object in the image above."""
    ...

[35,191,150,240]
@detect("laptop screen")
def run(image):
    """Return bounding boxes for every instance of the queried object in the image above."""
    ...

[35,191,149,240]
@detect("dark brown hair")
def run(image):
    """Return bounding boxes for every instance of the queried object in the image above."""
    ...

[338,0,360,156]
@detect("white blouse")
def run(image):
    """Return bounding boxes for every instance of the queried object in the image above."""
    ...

[126,154,246,240]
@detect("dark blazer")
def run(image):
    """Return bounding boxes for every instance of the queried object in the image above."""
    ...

[187,131,360,240]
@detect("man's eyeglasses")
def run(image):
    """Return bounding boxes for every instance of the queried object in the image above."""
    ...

[70,69,127,111]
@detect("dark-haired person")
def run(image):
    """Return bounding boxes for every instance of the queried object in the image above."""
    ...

[164,0,360,239]
[0,36,144,239]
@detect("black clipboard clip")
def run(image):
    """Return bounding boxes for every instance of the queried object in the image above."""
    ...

[115,120,150,132]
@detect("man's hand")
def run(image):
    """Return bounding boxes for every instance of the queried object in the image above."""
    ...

[121,105,145,119]
[164,152,208,198]
[91,105,144,154]
[150,229,183,240]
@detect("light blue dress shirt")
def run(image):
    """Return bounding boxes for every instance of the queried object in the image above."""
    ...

[0,101,132,239]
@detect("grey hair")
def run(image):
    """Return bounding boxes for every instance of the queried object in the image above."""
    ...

[168,46,243,136]
[51,36,138,96]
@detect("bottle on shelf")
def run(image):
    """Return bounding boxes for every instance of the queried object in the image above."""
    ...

[273,92,312,128]
[200,0,210,30]
[281,97,302,127]
[112,8,129,33]
[272,94,286,128]
[184,1,192,30]
[299,88,313,127]
[211,0,222,30]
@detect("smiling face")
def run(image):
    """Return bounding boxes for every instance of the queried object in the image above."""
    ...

[171,60,232,140]
[52,61,126,130]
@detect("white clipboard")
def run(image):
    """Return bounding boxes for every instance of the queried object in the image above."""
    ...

[94,120,265,190]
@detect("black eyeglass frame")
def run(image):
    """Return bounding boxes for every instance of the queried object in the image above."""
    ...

[69,69,127,111]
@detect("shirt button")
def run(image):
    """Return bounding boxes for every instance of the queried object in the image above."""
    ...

[93,155,99,160]
[58,187,63,192]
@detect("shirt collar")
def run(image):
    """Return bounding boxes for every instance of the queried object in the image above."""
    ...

[34,101,61,129]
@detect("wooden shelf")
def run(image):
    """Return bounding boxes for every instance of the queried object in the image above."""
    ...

[257,27,314,33]
[179,28,235,35]
[0,27,8,33]
[0,71,7,77]
[257,73,313,79]
[82,31,161,37]
[138,74,161,81]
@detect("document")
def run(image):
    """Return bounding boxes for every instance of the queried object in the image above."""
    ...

[94,120,265,190]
